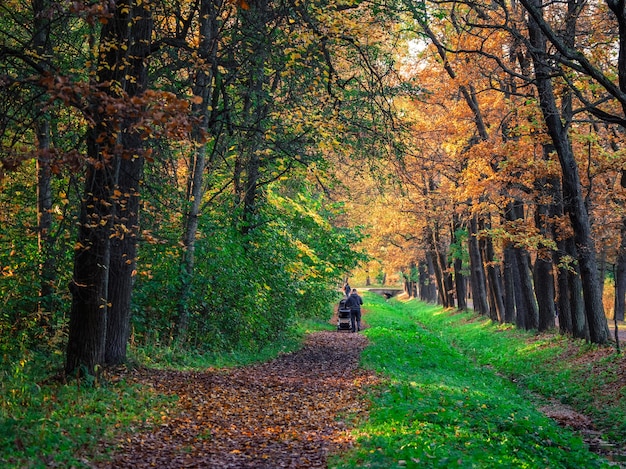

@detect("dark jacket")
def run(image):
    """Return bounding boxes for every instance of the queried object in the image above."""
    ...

[346,292,363,311]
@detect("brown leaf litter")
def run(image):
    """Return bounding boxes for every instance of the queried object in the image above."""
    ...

[93,331,377,468]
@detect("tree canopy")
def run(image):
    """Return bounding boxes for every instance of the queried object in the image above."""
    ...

[1,0,625,374]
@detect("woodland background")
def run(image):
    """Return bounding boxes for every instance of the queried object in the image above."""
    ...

[2,0,626,376]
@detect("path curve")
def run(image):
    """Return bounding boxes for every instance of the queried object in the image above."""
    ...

[95,331,377,468]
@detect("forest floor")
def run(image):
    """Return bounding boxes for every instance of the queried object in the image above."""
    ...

[91,311,626,468]
[93,331,378,468]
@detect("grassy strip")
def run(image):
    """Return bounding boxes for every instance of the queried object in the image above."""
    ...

[128,318,334,369]
[0,358,173,468]
[402,298,626,443]
[332,293,612,468]
[0,318,333,468]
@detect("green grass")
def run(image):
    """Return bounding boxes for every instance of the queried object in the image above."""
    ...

[3,299,620,468]
[400,297,626,443]
[331,293,612,468]
[0,351,174,468]
[129,317,335,369]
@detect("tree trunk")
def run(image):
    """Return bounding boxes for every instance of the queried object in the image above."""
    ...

[418,262,427,300]
[66,143,113,375]
[177,0,223,341]
[408,264,420,299]
[567,247,589,340]
[33,0,55,314]
[548,168,587,338]
[428,249,445,306]
[504,201,539,329]
[66,0,140,374]
[607,0,626,319]
[480,218,504,322]
[554,243,573,334]
[236,1,270,237]
[516,248,539,330]
[439,250,456,308]
[36,115,54,310]
[452,218,467,310]
[425,256,438,302]
[534,254,556,331]
[468,216,489,314]
[429,225,454,308]
[454,256,466,310]
[616,214,626,321]
[527,0,608,343]
[534,146,557,331]
[424,251,441,304]
[104,1,152,365]
[106,158,143,365]
[439,253,455,307]
[503,246,517,323]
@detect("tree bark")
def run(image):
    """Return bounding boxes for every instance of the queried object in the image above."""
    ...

[504,201,539,329]
[516,248,539,330]
[616,212,626,321]
[236,0,270,237]
[479,218,504,322]
[546,151,586,337]
[553,202,588,338]
[527,0,608,343]
[105,1,152,365]
[66,140,113,375]
[32,0,55,314]
[428,225,454,308]
[452,218,467,310]
[66,0,144,374]
[503,246,517,323]
[607,0,626,321]
[177,0,223,341]
[468,216,489,314]
[534,254,556,331]
[554,244,573,334]
[534,145,557,331]
[438,248,456,308]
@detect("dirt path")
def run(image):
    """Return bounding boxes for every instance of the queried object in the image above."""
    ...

[93,314,626,468]
[95,332,377,468]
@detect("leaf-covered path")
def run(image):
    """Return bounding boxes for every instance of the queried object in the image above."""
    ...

[96,332,377,468]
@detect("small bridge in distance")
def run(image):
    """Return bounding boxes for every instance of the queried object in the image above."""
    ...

[366,288,404,299]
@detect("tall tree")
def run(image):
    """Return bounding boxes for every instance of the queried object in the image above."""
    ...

[105,0,153,365]
[525,0,608,343]
[177,0,226,341]
[32,0,55,312]
[66,0,161,373]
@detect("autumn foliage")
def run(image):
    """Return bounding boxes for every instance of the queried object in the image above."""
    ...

[1,0,625,385]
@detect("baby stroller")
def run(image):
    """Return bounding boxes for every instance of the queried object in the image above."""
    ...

[337,298,352,331]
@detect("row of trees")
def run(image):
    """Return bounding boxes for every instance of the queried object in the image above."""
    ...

[2,0,624,380]
[354,0,626,345]
[1,0,398,374]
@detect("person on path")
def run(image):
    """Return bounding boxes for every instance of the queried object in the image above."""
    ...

[343,282,351,297]
[345,288,363,333]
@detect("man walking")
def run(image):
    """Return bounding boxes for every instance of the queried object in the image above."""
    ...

[346,288,363,333]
